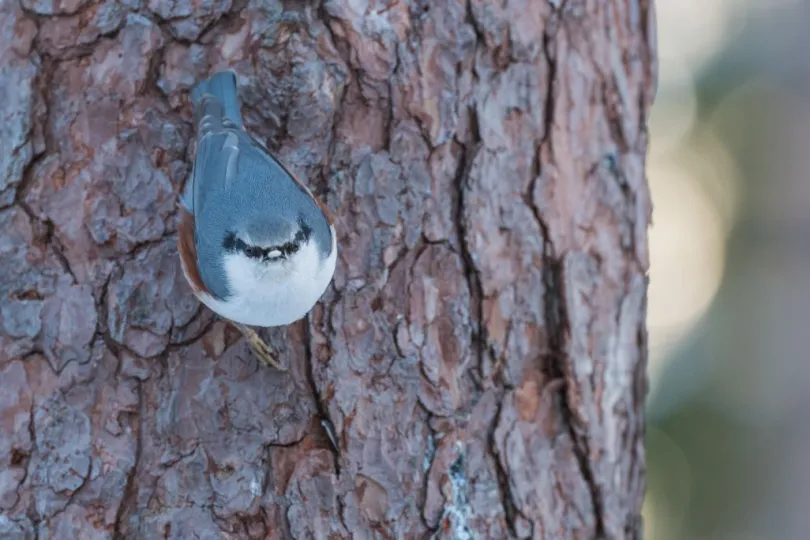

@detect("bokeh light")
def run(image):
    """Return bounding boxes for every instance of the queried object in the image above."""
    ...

[656,0,747,71]
[646,154,727,397]
[645,0,748,405]
[647,55,698,154]
[645,0,810,538]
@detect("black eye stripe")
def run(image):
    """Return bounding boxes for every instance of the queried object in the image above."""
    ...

[223,221,310,260]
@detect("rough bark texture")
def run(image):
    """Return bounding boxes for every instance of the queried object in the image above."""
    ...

[0,0,656,538]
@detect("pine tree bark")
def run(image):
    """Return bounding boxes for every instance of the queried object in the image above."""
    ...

[0,0,656,538]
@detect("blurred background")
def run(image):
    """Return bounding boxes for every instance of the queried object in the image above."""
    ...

[644,0,810,538]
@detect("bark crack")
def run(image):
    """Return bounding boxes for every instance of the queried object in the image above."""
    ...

[317,0,351,185]
[530,4,606,536]
[113,380,143,537]
[14,48,79,284]
[542,251,606,538]
[489,396,523,537]
[303,318,341,478]
[453,137,485,386]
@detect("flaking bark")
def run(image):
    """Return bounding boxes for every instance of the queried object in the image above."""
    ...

[0,0,656,538]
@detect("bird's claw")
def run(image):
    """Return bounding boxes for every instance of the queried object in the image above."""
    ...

[233,323,286,371]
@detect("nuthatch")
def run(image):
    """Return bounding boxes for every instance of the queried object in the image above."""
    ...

[177,71,337,369]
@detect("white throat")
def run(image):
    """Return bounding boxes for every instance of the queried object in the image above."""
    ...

[197,227,337,327]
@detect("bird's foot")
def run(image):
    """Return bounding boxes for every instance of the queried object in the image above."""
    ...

[232,323,286,371]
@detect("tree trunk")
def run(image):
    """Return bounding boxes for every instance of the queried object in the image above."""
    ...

[0,0,656,538]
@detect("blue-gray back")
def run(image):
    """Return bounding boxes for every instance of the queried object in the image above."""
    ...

[186,73,332,300]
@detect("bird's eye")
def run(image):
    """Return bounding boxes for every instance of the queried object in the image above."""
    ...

[245,246,261,258]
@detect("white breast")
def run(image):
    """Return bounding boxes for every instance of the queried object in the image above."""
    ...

[196,226,337,327]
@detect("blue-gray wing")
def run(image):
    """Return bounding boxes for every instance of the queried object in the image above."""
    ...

[189,125,242,218]
[185,70,245,217]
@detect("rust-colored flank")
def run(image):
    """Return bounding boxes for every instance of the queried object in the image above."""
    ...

[177,208,210,295]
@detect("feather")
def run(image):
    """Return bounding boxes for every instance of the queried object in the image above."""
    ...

[177,208,211,296]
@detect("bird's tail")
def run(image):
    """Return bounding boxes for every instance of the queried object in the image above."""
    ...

[191,70,243,129]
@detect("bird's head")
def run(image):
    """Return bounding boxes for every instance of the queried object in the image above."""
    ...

[221,214,324,276]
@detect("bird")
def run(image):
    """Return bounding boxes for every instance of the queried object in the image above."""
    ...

[176,70,337,370]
